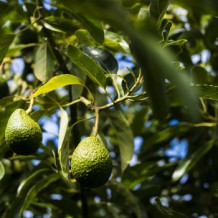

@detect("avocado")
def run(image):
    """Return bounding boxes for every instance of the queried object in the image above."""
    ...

[71,136,112,188]
[5,109,42,155]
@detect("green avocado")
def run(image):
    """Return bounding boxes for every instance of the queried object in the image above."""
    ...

[71,136,112,188]
[5,109,42,155]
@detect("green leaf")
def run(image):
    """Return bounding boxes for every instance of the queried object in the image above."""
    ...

[130,34,200,121]
[6,43,38,57]
[58,108,69,180]
[34,40,55,83]
[75,14,104,44]
[150,0,171,27]
[17,169,51,196]
[166,39,187,47]
[0,161,5,181]
[191,66,210,84]
[19,173,60,216]
[162,21,173,42]
[10,155,38,161]
[30,74,84,98]
[71,67,86,100]
[193,84,218,100]
[172,140,215,182]
[144,123,192,148]
[2,168,51,218]
[104,31,128,53]
[30,108,57,122]
[67,45,107,88]
[43,16,80,33]
[82,46,118,74]
[154,197,188,217]
[130,37,169,120]
[107,110,134,172]
[109,180,144,218]
[0,32,15,65]
[75,29,97,45]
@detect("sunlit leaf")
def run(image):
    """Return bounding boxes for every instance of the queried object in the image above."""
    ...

[75,29,97,45]
[67,45,107,88]
[34,40,55,83]
[58,107,69,180]
[107,110,134,172]
[104,31,129,53]
[30,74,84,98]
[0,161,5,181]
[172,140,215,182]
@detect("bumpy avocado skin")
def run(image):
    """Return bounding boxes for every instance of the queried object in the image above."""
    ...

[71,137,112,188]
[5,109,42,155]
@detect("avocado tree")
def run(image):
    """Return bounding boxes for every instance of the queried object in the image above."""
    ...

[1,0,218,217]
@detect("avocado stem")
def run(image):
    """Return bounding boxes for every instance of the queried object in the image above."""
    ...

[92,108,100,137]
[26,98,34,114]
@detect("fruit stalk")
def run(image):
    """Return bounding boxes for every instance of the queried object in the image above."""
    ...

[92,108,100,137]
[26,98,34,114]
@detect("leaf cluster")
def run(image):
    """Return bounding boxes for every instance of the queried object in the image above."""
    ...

[1,0,218,217]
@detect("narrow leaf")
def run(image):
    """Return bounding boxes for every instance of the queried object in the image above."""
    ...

[0,33,15,65]
[67,45,107,88]
[0,161,5,180]
[2,168,51,218]
[107,110,134,172]
[17,168,51,196]
[172,140,215,182]
[154,197,188,217]
[30,74,84,98]
[58,108,69,179]
[34,41,55,83]
[58,108,69,151]
[19,173,60,216]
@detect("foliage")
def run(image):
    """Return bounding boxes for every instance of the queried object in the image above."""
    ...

[1,0,218,217]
